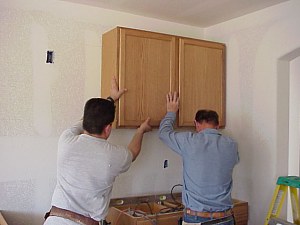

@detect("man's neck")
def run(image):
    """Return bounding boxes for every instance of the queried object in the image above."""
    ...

[196,122,218,132]
[83,130,107,139]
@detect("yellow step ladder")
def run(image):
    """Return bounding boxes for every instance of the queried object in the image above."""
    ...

[265,176,300,225]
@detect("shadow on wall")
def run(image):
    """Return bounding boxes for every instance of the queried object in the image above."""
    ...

[2,210,50,225]
[276,48,300,220]
[1,211,33,225]
[1,209,50,225]
[276,47,300,178]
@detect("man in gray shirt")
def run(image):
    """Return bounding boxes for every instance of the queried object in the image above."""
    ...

[159,92,239,225]
[44,77,152,225]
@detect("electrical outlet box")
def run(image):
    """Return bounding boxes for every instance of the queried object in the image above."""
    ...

[164,160,168,168]
[46,50,54,63]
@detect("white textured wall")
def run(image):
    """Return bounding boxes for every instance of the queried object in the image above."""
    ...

[205,0,300,224]
[0,1,203,225]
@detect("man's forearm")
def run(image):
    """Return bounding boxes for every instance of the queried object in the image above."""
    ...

[128,128,145,161]
[159,112,176,135]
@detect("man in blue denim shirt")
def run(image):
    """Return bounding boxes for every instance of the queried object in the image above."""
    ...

[159,92,239,225]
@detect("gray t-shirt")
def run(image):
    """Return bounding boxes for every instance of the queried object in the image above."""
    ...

[159,112,239,212]
[44,121,132,224]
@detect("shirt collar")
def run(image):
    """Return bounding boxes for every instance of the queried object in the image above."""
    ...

[200,128,221,135]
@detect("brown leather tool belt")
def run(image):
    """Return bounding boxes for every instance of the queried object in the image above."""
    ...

[49,206,99,225]
[182,215,234,225]
[185,208,233,219]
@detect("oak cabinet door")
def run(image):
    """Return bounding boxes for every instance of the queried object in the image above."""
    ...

[101,27,177,127]
[178,38,226,127]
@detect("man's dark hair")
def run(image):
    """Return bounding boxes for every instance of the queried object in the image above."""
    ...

[195,109,219,126]
[83,98,115,134]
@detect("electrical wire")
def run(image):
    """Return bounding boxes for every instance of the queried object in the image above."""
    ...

[131,202,157,225]
[170,184,184,211]
[159,206,173,213]
[171,184,183,204]
[133,201,154,216]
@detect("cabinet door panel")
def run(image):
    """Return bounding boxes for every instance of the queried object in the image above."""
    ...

[118,29,177,127]
[179,38,225,127]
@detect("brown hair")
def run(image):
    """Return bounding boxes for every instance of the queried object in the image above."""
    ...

[195,110,219,126]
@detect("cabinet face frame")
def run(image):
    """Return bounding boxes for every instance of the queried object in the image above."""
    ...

[178,38,226,128]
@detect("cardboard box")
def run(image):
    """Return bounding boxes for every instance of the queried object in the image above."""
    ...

[0,212,8,225]
[233,199,249,225]
[108,195,248,225]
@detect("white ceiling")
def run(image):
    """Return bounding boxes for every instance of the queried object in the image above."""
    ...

[61,0,290,27]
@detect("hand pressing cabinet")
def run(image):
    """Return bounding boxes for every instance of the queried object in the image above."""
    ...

[101,27,226,128]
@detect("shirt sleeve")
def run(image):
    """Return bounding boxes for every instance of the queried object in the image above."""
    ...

[119,148,133,173]
[158,112,189,156]
[59,120,84,144]
[109,144,133,174]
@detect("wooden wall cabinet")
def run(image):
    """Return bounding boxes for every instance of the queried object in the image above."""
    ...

[101,27,225,128]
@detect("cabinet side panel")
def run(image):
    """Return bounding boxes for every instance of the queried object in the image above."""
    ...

[221,46,226,128]
[101,28,118,97]
[101,28,119,126]
[179,38,226,127]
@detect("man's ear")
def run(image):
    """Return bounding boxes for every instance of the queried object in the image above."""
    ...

[103,124,112,138]
[194,120,200,132]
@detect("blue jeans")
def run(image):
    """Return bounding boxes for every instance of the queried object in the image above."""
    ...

[183,213,235,225]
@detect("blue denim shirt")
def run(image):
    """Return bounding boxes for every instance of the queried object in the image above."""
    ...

[159,112,239,212]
